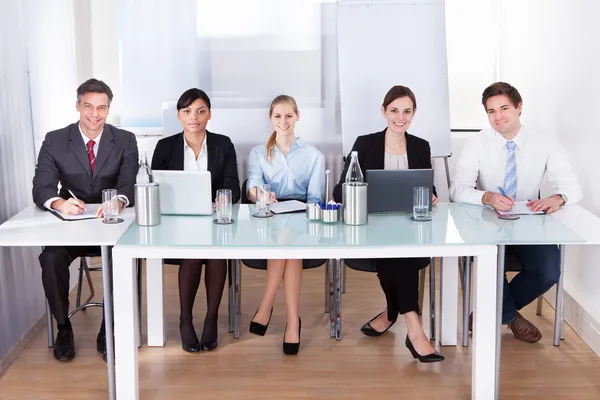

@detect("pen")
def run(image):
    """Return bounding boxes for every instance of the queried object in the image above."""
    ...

[68,190,87,211]
[497,186,511,200]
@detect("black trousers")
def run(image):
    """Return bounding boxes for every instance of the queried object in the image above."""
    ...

[376,257,430,321]
[39,246,102,325]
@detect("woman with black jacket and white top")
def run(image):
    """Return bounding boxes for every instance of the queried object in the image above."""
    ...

[333,86,444,363]
[151,88,240,353]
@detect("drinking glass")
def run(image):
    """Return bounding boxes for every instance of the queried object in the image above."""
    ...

[215,188,233,223]
[412,187,431,221]
[102,188,120,224]
[255,184,272,217]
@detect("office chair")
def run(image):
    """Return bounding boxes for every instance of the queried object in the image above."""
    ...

[342,258,437,340]
[460,251,564,347]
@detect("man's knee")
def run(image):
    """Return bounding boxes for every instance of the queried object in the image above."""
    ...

[39,247,70,272]
[541,246,561,288]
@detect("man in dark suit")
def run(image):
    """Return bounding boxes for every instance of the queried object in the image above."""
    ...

[32,78,138,361]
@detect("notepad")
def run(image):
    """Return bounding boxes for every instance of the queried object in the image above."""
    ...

[496,202,545,216]
[269,200,307,214]
[50,204,102,221]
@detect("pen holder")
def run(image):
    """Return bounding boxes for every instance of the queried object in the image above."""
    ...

[306,203,322,221]
[321,209,340,223]
[135,183,161,226]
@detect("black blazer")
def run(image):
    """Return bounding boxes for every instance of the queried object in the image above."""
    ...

[32,123,139,209]
[333,129,436,203]
[151,131,241,203]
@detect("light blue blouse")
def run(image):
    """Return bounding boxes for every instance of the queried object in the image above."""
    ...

[247,138,325,204]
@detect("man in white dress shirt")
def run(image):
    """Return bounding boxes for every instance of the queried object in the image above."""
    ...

[450,82,581,342]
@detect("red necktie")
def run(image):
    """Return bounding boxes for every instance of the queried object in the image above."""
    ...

[87,140,96,173]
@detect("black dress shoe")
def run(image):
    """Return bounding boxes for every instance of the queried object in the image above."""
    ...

[97,329,106,354]
[180,319,201,353]
[200,340,218,351]
[282,318,301,355]
[200,317,218,351]
[360,311,397,337]
[405,336,445,363]
[249,307,273,336]
[54,329,76,361]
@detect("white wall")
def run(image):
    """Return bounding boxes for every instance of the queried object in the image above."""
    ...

[498,0,600,325]
[25,0,79,155]
[445,0,498,129]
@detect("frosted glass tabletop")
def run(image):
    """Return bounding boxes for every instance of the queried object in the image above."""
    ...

[116,203,584,248]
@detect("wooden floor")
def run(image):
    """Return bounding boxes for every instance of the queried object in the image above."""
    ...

[1,263,599,400]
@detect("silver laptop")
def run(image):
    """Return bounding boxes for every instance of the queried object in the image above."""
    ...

[365,169,434,213]
[152,170,213,215]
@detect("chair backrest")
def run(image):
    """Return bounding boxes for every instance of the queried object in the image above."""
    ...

[505,252,524,272]
[344,258,378,272]
[241,179,251,204]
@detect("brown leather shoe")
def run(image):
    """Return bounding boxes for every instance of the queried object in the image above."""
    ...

[507,312,542,343]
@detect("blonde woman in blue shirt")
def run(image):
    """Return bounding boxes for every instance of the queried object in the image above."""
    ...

[246,95,325,355]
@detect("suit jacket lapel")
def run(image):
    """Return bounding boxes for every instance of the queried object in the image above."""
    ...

[172,133,185,170]
[93,125,115,180]
[206,131,218,175]
[372,130,386,169]
[406,133,418,169]
[68,124,92,178]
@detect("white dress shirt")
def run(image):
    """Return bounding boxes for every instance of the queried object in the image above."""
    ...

[44,124,129,210]
[183,135,208,171]
[450,125,582,205]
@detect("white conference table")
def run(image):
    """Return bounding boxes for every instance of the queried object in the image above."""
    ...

[0,204,135,400]
[113,203,505,399]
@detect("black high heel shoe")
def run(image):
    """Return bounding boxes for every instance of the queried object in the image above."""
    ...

[249,307,273,336]
[405,335,445,363]
[179,318,201,353]
[283,318,301,355]
[200,317,218,352]
[360,311,398,337]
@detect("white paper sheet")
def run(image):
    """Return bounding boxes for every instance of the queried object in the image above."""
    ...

[269,200,307,214]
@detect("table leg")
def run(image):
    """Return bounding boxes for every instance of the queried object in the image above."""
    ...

[228,260,234,333]
[234,259,241,339]
[440,257,459,346]
[113,249,139,400]
[146,258,165,346]
[554,245,565,346]
[334,258,342,341]
[472,249,500,400]
[325,260,331,314]
[328,259,335,338]
[101,246,115,400]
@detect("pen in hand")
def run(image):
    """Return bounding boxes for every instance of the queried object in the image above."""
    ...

[497,186,515,209]
[68,190,87,211]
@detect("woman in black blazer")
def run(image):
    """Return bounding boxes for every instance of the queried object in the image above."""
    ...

[151,88,240,353]
[333,86,444,363]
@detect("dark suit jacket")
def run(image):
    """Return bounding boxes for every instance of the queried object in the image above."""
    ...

[151,131,241,203]
[333,129,436,202]
[32,123,139,209]
[333,129,434,270]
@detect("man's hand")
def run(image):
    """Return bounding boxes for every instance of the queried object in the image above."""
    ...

[96,200,125,218]
[527,195,564,214]
[51,198,87,215]
[482,191,515,211]
[432,194,438,206]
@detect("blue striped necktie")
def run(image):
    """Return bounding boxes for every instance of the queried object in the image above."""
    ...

[505,141,517,199]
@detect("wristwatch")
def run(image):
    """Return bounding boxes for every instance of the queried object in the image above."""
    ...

[558,193,568,206]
